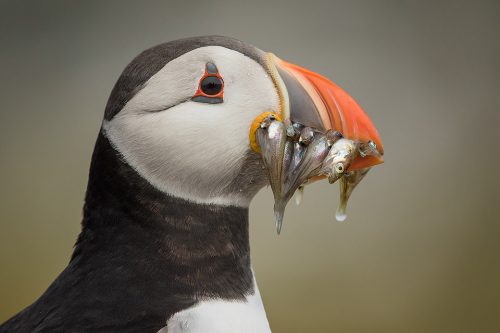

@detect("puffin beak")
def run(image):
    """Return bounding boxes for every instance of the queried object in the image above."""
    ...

[252,53,384,233]
[266,53,384,169]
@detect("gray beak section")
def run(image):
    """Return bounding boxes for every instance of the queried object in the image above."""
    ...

[276,66,324,130]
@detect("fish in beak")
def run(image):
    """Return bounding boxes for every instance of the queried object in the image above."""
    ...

[250,53,384,233]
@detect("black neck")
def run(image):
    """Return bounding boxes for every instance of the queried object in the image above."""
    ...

[1,132,253,332]
[76,132,253,299]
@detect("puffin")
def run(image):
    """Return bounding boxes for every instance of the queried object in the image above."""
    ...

[0,36,383,333]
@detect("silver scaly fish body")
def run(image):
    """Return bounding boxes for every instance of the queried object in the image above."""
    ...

[321,138,358,184]
[256,115,381,231]
[256,118,287,205]
[336,168,371,222]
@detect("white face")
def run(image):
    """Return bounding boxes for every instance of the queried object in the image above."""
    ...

[103,46,280,207]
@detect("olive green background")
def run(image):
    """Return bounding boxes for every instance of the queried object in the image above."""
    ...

[1,1,499,332]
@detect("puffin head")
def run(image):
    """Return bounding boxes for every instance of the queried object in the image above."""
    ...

[102,36,383,218]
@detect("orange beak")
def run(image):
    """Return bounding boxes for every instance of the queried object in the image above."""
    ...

[265,53,384,170]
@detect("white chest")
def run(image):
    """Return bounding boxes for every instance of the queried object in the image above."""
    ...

[159,280,271,333]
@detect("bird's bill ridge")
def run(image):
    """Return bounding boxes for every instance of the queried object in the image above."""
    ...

[265,53,384,170]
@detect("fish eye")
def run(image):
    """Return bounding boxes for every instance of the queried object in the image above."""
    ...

[334,163,345,174]
[192,62,224,104]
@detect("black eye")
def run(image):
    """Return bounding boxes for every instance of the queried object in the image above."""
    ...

[200,76,223,96]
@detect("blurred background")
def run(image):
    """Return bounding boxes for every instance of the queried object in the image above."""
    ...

[1,0,499,332]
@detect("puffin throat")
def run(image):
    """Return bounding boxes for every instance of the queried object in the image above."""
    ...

[75,132,254,305]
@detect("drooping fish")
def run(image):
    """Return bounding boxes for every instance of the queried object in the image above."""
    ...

[274,132,330,233]
[256,116,287,208]
[336,168,371,222]
[256,115,383,231]
[321,138,358,184]
[321,138,382,221]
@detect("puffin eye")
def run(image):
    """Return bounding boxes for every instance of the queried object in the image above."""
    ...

[200,76,223,95]
[192,62,224,104]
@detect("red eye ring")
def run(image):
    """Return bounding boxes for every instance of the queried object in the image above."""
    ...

[192,63,224,103]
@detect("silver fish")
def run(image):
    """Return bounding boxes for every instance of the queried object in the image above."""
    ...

[281,139,294,182]
[256,118,287,210]
[325,129,343,147]
[321,138,358,184]
[336,168,371,221]
[289,142,305,177]
[283,134,329,199]
[273,134,330,233]
[257,116,379,232]
[299,126,315,145]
